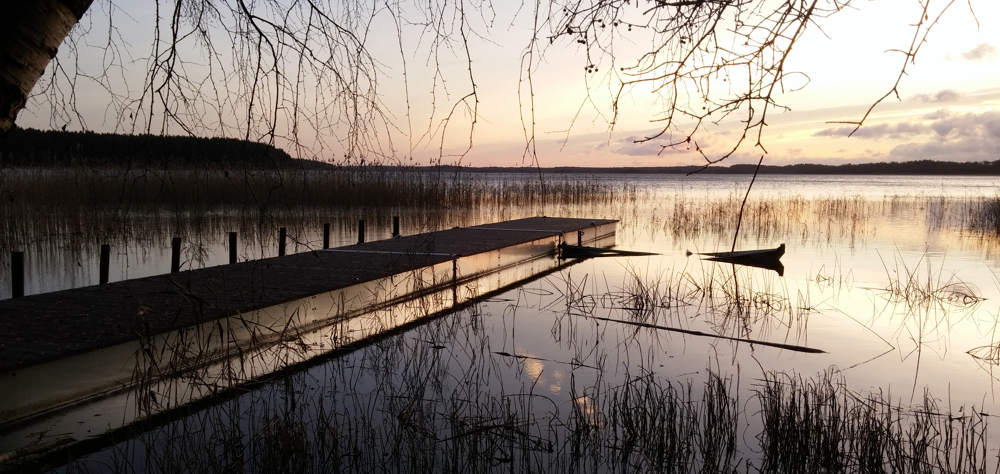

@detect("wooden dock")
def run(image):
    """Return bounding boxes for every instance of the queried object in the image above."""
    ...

[0,217,618,455]
[0,217,615,374]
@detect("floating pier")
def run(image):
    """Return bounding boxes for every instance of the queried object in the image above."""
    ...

[0,217,617,458]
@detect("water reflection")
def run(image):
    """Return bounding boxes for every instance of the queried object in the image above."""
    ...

[6,172,1000,471]
[52,269,995,472]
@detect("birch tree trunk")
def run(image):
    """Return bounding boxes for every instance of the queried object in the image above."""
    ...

[0,0,93,135]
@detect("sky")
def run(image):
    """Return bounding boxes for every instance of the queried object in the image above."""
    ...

[16,0,1000,168]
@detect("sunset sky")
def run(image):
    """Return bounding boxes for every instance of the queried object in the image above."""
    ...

[16,0,1000,168]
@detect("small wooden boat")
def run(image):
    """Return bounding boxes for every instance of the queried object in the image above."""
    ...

[559,243,660,259]
[699,243,785,261]
[698,244,785,276]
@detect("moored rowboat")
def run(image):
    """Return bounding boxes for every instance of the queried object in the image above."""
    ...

[699,243,785,260]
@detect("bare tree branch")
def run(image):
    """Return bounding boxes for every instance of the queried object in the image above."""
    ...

[829,0,962,137]
[2,0,974,169]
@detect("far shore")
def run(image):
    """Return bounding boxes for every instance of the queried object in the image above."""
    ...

[3,128,998,175]
[4,160,1000,176]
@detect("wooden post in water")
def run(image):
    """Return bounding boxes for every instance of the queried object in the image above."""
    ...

[99,244,110,284]
[279,227,287,256]
[11,252,24,298]
[358,220,365,244]
[229,232,237,264]
[171,237,181,273]
[322,223,330,249]
[392,216,400,237]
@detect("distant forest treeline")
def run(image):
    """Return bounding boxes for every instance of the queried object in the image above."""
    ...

[0,127,316,168]
[436,161,1000,175]
[2,128,999,174]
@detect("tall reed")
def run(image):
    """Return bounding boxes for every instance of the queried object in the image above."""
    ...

[757,370,989,474]
[43,295,993,474]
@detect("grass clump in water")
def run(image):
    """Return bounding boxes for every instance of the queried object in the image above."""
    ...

[758,370,989,474]
[969,197,1000,236]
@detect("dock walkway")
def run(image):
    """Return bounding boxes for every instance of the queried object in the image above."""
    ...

[0,217,615,374]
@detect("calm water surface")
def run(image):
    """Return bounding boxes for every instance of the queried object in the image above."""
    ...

[24,173,1000,471]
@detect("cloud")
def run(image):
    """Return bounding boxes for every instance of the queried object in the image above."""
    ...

[926,110,1000,139]
[890,137,1000,162]
[612,141,676,157]
[912,89,961,103]
[959,43,998,62]
[813,123,929,139]
[596,134,686,157]
[605,131,731,157]
[886,110,1000,161]
[814,109,1000,141]
[922,108,952,120]
[812,126,856,138]
[811,109,1000,161]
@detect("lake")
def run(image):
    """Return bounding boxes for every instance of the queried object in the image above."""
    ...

[5,170,1000,472]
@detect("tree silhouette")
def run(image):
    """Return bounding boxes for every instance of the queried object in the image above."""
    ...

[0,0,972,167]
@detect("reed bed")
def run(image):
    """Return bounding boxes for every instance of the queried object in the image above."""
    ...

[0,167,637,259]
[878,250,985,311]
[757,371,989,474]
[2,166,990,256]
[591,261,808,349]
[0,167,633,214]
[969,197,1000,236]
[4,163,997,299]
[50,336,990,474]
[1,167,646,296]
[664,192,992,251]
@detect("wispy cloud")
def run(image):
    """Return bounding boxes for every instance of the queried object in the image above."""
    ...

[911,89,961,103]
[813,122,930,139]
[815,109,1000,141]
[958,43,998,62]
[890,137,1000,162]
[925,109,1000,139]
[604,132,729,157]
[811,109,1000,161]
[611,140,677,157]
[880,110,1000,161]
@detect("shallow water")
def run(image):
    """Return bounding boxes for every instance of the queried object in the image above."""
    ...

[12,172,1000,471]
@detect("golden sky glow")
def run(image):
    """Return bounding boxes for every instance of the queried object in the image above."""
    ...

[440,1,1000,167]
[16,0,1000,167]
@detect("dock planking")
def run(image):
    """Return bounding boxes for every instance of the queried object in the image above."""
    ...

[0,217,616,374]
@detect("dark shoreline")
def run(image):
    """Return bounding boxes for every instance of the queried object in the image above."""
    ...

[3,127,999,175]
[424,161,1000,175]
[6,158,1000,176]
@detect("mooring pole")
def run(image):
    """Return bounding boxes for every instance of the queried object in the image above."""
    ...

[99,244,110,284]
[279,227,287,256]
[452,258,458,304]
[323,223,330,249]
[171,237,181,273]
[358,220,365,244]
[11,251,24,298]
[392,216,400,237]
[577,231,583,246]
[229,232,237,264]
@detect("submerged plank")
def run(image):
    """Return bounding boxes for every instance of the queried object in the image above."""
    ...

[582,315,824,354]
